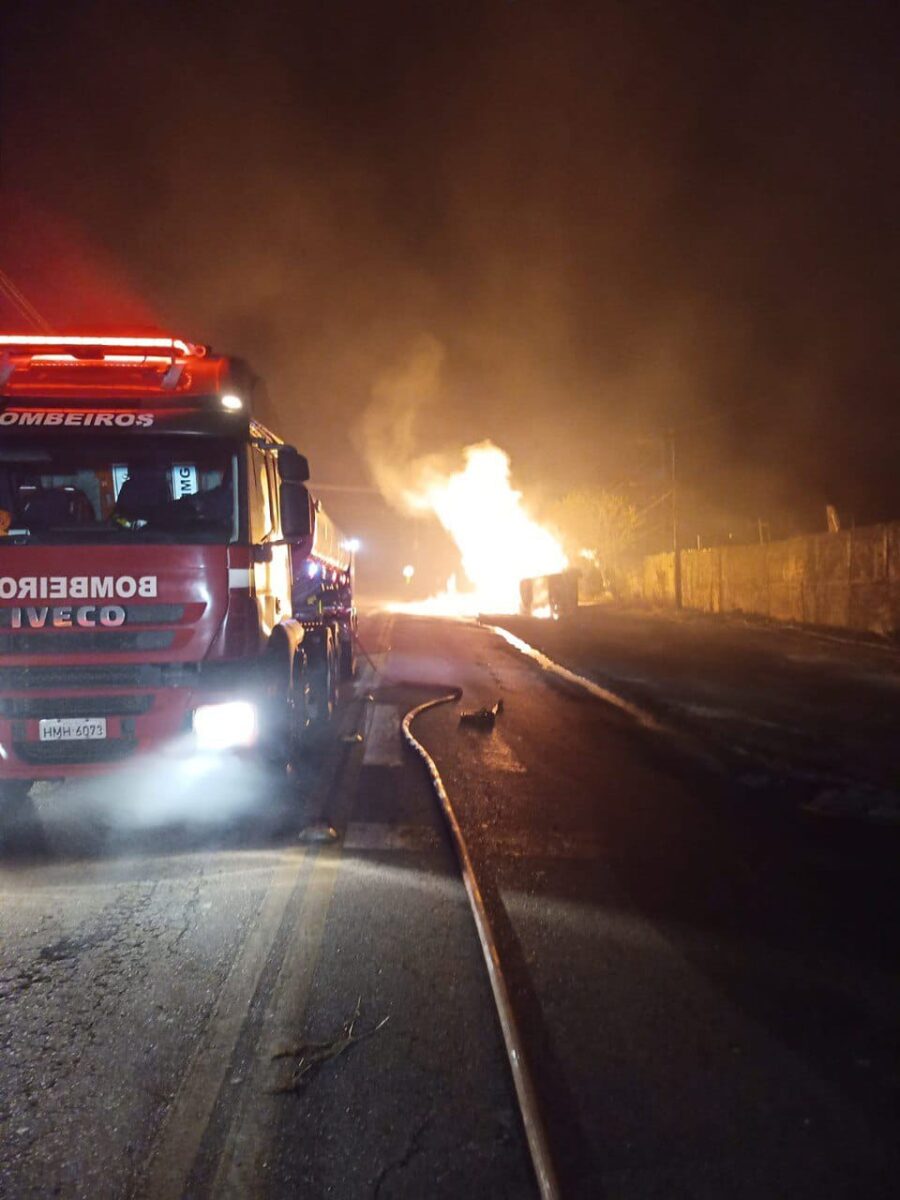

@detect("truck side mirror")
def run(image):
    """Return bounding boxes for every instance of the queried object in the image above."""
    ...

[278,446,310,483]
[280,481,313,540]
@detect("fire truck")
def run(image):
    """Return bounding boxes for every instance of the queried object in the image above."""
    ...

[0,332,356,802]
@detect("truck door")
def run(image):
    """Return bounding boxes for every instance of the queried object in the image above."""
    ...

[248,445,291,636]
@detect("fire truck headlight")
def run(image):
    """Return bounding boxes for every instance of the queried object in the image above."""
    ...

[192,700,258,751]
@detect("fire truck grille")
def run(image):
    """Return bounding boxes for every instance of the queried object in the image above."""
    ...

[0,695,154,718]
[122,605,186,624]
[0,663,198,690]
[0,631,175,655]
[14,739,139,766]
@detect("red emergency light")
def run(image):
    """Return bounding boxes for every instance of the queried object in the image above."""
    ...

[0,332,205,357]
[0,332,215,396]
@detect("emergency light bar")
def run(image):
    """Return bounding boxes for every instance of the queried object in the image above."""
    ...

[0,332,213,395]
[0,334,205,358]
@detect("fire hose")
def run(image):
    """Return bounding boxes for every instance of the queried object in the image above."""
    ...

[401,690,562,1200]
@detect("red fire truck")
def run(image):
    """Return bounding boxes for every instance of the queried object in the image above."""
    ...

[0,332,356,802]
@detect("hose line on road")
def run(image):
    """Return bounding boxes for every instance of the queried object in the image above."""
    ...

[401,690,562,1200]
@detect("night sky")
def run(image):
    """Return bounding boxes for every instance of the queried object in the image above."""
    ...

[2,1,898,582]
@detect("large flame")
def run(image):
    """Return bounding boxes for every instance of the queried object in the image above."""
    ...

[396,441,567,616]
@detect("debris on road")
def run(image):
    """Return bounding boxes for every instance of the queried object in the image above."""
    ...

[459,699,504,729]
[298,822,339,844]
[271,998,389,1094]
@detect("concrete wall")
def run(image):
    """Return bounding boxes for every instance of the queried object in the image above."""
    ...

[622,521,900,636]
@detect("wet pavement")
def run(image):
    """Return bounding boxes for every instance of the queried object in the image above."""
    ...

[1,611,898,1198]
[488,606,900,820]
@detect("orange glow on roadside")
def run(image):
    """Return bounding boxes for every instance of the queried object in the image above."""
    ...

[391,441,567,617]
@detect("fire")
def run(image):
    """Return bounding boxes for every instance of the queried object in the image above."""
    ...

[395,441,567,616]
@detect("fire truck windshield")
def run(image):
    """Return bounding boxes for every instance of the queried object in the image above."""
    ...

[0,435,238,544]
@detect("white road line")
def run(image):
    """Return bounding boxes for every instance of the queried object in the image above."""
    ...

[212,847,344,1198]
[362,702,403,766]
[135,849,309,1199]
[487,624,662,730]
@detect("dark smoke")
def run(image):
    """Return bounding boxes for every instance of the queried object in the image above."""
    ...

[2,1,898,594]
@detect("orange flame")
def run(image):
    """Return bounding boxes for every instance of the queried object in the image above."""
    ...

[394,441,567,616]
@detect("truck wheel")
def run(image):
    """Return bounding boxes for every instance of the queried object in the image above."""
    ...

[306,628,338,732]
[286,652,311,764]
[261,644,305,772]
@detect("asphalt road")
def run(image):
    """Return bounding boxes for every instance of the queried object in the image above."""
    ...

[1,611,898,1198]
[490,607,900,819]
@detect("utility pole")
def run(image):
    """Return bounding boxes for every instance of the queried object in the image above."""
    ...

[668,429,682,609]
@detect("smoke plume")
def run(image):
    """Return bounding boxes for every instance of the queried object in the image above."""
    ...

[355,334,447,510]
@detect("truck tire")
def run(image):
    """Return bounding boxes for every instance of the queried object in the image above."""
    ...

[286,652,311,764]
[261,642,306,772]
[306,628,338,733]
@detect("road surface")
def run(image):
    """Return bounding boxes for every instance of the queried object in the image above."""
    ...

[1,611,898,1198]
[488,606,900,820]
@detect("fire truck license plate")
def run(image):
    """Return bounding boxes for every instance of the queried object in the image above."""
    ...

[38,718,107,742]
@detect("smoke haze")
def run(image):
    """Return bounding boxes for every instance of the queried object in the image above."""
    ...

[356,334,447,510]
[2,0,898,592]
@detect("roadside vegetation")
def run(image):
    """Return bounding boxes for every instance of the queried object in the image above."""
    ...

[548,487,640,599]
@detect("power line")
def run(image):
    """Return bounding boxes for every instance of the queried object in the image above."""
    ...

[0,267,52,332]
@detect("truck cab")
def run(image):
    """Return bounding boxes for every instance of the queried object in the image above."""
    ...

[0,332,354,796]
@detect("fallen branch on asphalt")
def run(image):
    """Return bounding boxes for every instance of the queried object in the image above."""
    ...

[270,998,389,1094]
